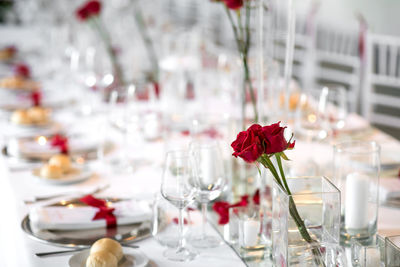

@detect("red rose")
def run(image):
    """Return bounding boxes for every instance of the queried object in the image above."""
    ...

[231,124,264,163]
[76,0,101,21]
[31,91,41,107]
[224,0,243,9]
[261,122,292,154]
[13,63,30,78]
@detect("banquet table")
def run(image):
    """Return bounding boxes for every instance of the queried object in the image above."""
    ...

[1,26,400,267]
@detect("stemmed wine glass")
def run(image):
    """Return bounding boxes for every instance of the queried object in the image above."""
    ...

[319,85,348,135]
[189,140,226,248]
[160,150,198,262]
[103,85,137,172]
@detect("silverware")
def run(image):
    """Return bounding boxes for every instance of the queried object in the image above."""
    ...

[24,184,110,205]
[35,248,87,258]
[35,244,139,258]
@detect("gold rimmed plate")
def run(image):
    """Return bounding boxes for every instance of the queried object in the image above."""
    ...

[21,197,160,248]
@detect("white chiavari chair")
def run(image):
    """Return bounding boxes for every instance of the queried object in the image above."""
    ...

[362,33,400,129]
[313,24,361,113]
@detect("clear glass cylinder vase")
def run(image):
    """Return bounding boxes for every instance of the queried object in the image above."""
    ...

[333,141,380,244]
[272,176,341,266]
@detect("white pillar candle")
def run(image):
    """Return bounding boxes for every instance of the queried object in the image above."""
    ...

[243,220,260,247]
[345,172,370,229]
[200,149,214,183]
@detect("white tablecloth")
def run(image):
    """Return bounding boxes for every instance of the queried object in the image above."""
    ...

[1,25,400,267]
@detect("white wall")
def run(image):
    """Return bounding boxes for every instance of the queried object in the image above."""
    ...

[295,0,400,36]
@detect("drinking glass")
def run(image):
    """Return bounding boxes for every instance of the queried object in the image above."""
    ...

[102,85,138,173]
[189,140,226,248]
[160,150,198,261]
[294,89,328,141]
[319,85,348,134]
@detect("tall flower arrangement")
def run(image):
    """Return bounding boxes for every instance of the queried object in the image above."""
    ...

[214,0,259,124]
[132,1,160,98]
[75,0,125,86]
[231,122,325,266]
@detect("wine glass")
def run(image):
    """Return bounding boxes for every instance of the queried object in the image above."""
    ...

[189,140,226,248]
[102,85,138,173]
[160,150,198,262]
[319,85,348,134]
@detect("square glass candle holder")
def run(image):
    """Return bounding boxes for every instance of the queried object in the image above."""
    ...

[272,176,341,266]
[351,235,385,267]
[385,235,400,267]
[333,141,380,244]
[230,205,269,261]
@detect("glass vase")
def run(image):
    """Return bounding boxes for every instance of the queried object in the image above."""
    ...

[333,141,380,244]
[218,0,264,127]
[272,176,341,266]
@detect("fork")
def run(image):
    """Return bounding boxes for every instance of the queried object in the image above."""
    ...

[35,244,139,258]
[24,184,110,205]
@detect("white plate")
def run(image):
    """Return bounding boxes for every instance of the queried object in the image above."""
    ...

[32,164,93,185]
[69,247,149,267]
[7,136,99,160]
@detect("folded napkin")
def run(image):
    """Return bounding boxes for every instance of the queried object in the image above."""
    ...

[30,199,152,230]
[7,136,99,159]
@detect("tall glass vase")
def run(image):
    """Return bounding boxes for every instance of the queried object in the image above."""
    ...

[218,0,264,128]
[263,0,297,124]
[272,176,341,266]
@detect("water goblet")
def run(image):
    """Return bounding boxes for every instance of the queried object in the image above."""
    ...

[160,150,198,261]
[189,140,226,248]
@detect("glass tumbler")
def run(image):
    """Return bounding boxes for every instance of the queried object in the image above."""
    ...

[333,141,380,244]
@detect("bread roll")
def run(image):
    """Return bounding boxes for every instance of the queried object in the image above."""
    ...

[86,250,118,267]
[27,106,48,124]
[90,238,123,262]
[39,164,62,179]
[48,154,71,173]
[11,110,31,125]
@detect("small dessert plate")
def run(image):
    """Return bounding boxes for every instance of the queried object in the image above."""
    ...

[69,247,149,267]
[32,164,92,185]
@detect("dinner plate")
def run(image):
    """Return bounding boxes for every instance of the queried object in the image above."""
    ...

[21,197,161,247]
[7,135,100,160]
[32,164,92,185]
[10,119,53,129]
[69,247,149,267]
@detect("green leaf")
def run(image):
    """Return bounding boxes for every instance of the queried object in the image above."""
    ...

[280,152,291,161]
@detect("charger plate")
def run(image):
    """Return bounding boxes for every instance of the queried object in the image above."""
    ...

[21,197,162,248]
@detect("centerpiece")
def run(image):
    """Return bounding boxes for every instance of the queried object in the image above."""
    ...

[213,0,262,125]
[231,122,340,266]
[76,0,125,88]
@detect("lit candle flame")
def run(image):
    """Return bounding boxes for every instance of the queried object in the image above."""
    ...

[36,136,47,145]
[307,114,317,123]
